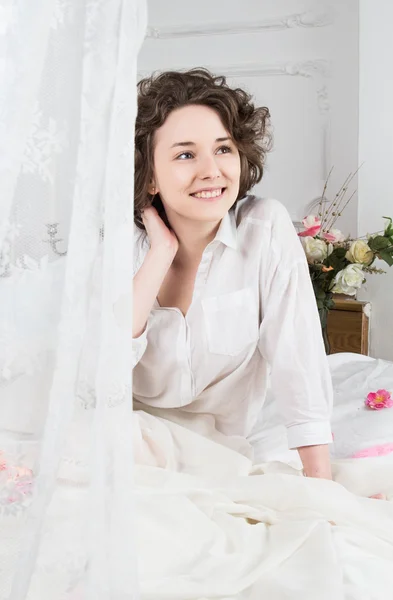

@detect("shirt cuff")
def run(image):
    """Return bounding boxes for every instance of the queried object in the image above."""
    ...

[286,421,333,450]
[132,327,148,368]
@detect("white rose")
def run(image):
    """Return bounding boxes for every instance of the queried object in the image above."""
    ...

[346,240,374,266]
[302,215,321,229]
[332,264,365,295]
[322,229,346,243]
[330,229,346,242]
[302,236,332,263]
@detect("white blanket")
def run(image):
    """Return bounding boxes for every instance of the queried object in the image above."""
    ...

[130,352,393,599]
[133,408,393,600]
[2,352,393,598]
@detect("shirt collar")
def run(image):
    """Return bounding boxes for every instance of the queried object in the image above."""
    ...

[214,209,238,250]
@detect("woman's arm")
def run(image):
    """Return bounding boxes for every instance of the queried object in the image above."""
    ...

[258,258,334,458]
[133,207,178,338]
[133,247,175,337]
[298,444,332,479]
[258,201,333,478]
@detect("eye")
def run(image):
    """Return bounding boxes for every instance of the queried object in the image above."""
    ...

[176,151,194,160]
[216,145,232,154]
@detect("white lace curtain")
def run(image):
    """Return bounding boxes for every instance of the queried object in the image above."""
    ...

[0,1,146,597]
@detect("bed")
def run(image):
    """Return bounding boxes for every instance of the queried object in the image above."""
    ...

[1,360,393,600]
[2,266,393,598]
[249,352,393,467]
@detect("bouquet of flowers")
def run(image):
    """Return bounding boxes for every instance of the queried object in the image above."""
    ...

[298,169,393,352]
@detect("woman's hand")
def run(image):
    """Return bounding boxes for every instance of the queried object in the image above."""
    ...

[142,206,178,257]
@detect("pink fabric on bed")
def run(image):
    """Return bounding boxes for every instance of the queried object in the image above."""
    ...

[352,443,393,458]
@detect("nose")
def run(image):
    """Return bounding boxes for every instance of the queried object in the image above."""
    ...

[197,153,221,180]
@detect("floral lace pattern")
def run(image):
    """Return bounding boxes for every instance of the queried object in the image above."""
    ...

[0,0,147,597]
[21,105,68,185]
[0,220,20,278]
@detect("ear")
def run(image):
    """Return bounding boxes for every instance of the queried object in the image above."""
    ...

[148,181,158,195]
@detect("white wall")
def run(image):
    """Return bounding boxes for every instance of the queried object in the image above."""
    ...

[139,0,359,229]
[358,0,393,360]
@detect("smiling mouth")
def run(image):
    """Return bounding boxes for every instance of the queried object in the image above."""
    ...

[190,188,226,200]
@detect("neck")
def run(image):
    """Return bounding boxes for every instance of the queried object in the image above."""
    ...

[167,213,221,268]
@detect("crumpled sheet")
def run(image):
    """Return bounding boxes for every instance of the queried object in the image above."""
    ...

[132,409,393,600]
[10,395,392,600]
[130,351,393,598]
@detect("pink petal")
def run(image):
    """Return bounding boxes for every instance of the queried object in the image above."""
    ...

[374,403,387,410]
[298,225,321,238]
[322,232,336,242]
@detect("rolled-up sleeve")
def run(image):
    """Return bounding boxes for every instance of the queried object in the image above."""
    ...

[132,327,148,369]
[258,206,333,449]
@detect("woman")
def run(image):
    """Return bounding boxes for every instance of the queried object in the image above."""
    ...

[129,70,393,599]
[132,68,333,480]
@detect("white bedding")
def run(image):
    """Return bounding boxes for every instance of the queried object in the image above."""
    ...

[329,353,393,457]
[130,352,393,599]
[249,352,393,467]
[2,352,393,599]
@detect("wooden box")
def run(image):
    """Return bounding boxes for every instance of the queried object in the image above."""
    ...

[326,296,370,355]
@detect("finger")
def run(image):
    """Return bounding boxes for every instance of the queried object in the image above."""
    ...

[369,493,386,500]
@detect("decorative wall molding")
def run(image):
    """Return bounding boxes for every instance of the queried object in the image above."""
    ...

[138,59,330,117]
[211,60,330,116]
[146,10,333,39]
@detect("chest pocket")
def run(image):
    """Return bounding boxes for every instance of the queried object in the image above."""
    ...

[202,287,259,356]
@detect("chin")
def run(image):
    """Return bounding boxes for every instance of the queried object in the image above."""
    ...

[187,198,236,221]
[189,207,229,222]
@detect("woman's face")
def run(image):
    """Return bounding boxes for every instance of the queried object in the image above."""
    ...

[151,104,241,224]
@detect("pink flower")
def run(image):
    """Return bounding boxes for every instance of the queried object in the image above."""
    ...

[365,389,393,410]
[322,229,345,243]
[0,452,6,472]
[298,215,321,238]
[5,466,33,504]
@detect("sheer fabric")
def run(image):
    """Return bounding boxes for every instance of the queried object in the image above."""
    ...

[0,0,147,597]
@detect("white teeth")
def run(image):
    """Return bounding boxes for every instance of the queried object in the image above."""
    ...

[193,189,223,199]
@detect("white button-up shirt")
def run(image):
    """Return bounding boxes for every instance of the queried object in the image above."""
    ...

[132,196,333,452]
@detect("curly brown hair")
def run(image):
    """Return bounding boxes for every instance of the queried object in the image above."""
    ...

[134,68,272,229]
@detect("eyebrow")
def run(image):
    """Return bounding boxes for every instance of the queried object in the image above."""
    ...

[170,137,231,149]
